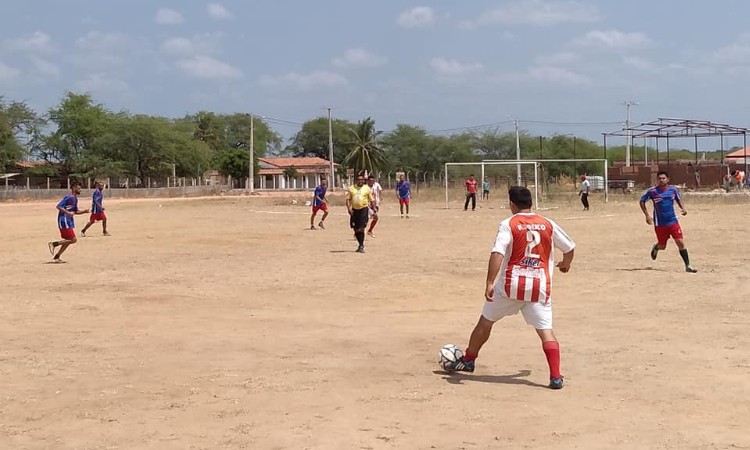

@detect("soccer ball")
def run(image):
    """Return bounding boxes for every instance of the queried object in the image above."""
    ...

[438,344,463,370]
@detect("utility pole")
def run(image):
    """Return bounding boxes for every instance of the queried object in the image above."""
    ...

[624,100,639,167]
[514,118,522,185]
[326,107,335,190]
[248,114,254,192]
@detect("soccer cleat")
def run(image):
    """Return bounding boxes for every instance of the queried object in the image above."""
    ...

[444,357,475,373]
[318,222,325,230]
[367,231,375,238]
[356,245,365,253]
[549,377,564,390]
[103,232,110,236]
[686,266,698,273]
[81,230,86,237]
[650,244,659,260]
[310,225,316,230]
[48,242,55,255]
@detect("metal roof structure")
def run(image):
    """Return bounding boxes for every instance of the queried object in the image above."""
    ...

[604,118,748,139]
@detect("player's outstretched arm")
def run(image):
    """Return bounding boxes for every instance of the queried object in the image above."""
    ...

[638,201,652,224]
[556,249,574,273]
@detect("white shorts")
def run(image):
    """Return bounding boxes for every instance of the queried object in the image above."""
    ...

[481,297,553,329]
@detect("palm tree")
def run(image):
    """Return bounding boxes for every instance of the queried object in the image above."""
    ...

[344,117,387,177]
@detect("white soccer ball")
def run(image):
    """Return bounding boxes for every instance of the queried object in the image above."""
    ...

[438,344,463,370]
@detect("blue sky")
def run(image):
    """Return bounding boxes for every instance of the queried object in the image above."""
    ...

[2,0,750,145]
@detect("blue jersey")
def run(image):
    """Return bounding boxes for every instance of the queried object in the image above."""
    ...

[397,180,411,199]
[640,185,681,226]
[313,185,327,207]
[91,188,104,213]
[57,194,79,229]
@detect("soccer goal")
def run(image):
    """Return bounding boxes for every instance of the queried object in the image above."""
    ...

[444,161,540,209]
[483,158,609,203]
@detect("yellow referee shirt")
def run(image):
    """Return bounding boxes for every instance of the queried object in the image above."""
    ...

[348,185,373,210]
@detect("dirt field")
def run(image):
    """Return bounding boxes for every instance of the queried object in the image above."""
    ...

[2,192,749,449]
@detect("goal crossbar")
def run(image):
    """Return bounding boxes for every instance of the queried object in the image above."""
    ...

[444,161,539,209]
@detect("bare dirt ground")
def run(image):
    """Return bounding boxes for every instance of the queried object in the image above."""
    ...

[2,191,749,449]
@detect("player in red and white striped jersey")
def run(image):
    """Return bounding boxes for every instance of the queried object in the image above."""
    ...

[444,186,576,389]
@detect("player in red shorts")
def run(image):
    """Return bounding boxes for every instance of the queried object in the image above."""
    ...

[639,171,697,273]
[81,181,109,236]
[48,181,89,263]
[396,174,411,218]
[310,178,329,230]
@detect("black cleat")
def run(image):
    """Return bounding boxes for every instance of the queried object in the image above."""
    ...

[549,377,564,389]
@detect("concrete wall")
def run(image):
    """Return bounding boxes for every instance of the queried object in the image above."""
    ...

[0,185,227,202]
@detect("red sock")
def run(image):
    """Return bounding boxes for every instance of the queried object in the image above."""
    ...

[542,341,561,379]
[464,349,478,361]
[368,217,378,232]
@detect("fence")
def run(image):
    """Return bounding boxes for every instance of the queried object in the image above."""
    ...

[1,176,230,201]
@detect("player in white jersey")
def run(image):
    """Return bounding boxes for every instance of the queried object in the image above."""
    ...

[444,186,576,390]
[366,175,383,237]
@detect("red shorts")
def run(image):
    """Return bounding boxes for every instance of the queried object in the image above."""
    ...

[90,212,107,222]
[399,198,410,206]
[312,204,328,213]
[654,223,683,246]
[59,228,76,240]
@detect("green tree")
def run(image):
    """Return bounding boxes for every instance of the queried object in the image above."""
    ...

[288,117,355,163]
[344,117,387,176]
[0,97,42,170]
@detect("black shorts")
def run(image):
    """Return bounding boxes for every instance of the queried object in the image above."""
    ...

[350,207,369,230]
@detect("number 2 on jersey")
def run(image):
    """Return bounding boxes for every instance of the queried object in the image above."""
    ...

[525,230,541,259]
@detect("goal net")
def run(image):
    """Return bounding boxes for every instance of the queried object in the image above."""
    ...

[483,158,609,201]
[444,161,540,209]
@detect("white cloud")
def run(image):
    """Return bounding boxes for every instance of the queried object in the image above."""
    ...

[160,34,222,57]
[430,57,484,76]
[207,3,232,20]
[73,31,139,70]
[75,73,130,93]
[29,56,61,78]
[397,7,436,28]
[332,48,388,69]
[176,56,242,79]
[622,56,656,71]
[713,33,750,62]
[3,31,53,53]
[575,30,650,49]
[0,61,21,82]
[534,51,580,65]
[528,65,589,85]
[155,8,184,25]
[259,70,348,91]
[461,0,599,28]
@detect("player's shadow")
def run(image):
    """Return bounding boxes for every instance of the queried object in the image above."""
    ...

[433,369,548,389]
[617,267,668,272]
[329,250,352,253]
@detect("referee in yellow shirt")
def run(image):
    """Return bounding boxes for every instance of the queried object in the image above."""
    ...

[346,175,376,253]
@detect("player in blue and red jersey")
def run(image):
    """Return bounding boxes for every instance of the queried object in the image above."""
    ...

[48,181,89,263]
[396,174,411,218]
[81,181,109,237]
[310,178,329,230]
[639,171,697,273]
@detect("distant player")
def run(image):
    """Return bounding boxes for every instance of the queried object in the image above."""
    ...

[482,177,490,201]
[48,181,90,263]
[81,181,110,236]
[578,175,590,211]
[367,175,383,237]
[396,174,411,218]
[310,178,329,230]
[639,171,697,273]
[444,186,576,390]
[346,175,375,253]
[464,174,478,211]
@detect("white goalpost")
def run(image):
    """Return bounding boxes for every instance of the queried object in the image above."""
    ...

[444,161,540,209]
[482,158,610,203]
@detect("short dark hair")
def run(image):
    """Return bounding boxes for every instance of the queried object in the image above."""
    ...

[70,181,82,188]
[508,186,533,209]
[657,171,669,178]
[368,175,375,180]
